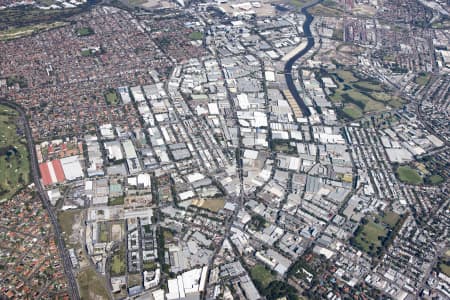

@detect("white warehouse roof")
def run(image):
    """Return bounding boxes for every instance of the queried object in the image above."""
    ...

[60,156,84,180]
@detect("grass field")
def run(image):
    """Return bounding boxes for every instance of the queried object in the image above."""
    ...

[127,0,147,6]
[250,264,275,289]
[342,104,363,119]
[327,68,404,120]
[0,6,82,29]
[81,49,93,57]
[353,220,386,256]
[108,196,124,206]
[397,166,423,185]
[427,175,444,185]
[354,81,385,91]
[309,2,343,16]
[382,211,400,228]
[111,244,126,276]
[290,0,310,7]
[76,27,94,36]
[0,21,67,41]
[105,90,119,106]
[188,31,203,41]
[353,211,403,257]
[414,73,431,86]
[98,222,109,243]
[439,262,450,277]
[77,267,109,300]
[0,105,30,202]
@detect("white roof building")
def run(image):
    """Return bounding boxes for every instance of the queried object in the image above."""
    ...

[60,156,84,180]
[122,140,137,159]
[166,267,208,300]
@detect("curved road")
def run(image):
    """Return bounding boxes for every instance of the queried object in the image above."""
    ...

[284,0,323,117]
[0,99,80,300]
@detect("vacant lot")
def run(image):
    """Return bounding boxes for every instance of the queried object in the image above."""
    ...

[58,209,81,247]
[191,198,225,213]
[397,166,423,185]
[111,222,124,241]
[77,267,109,300]
[0,105,30,202]
[127,273,142,287]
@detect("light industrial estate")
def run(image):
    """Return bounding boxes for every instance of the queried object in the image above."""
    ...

[0,0,449,299]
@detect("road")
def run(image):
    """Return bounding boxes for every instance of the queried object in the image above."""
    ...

[0,99,80,300]
[205,0,325,291]
[284,0,323,118]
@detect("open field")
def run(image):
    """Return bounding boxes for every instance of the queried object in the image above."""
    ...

[188,31,203,41]
[0,105,30,202]
[108,196,124,206]
[290,0,311,7]
[250,264,275,289]
[191,198,225,212]
[354,81,385,91]
[397,166,423,185]
[308,0,343,16]
[77,267,110,300]
[111,222,124,241]
[414,72,431,86]
[105,90,119,106]
[427,175,444,185]
[98,222,109,243]
[76,27,94,36]
[162,228,174,241]
[127,273,142,287]
[272,140,297,154]
[0,21,67,41]
[0,5,90,29]
[353,220,386,255]
[382,211,400,227]
[128,0,148,5]
[326,68,405,120]
[439,261,450,277]
[353,211,403,257]
[342,103,363,119]
[111,244,126,276]
[58,209,82,247]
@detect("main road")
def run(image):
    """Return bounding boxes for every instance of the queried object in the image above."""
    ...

[284,0,323,117]
[0,99,80,300]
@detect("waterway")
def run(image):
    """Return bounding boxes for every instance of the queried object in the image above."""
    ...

[283,0,322,117]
